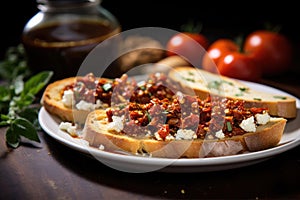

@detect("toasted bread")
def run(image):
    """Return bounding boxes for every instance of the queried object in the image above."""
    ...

[41,75,113,124]
[82,109,286,158]
[168,66,297,118]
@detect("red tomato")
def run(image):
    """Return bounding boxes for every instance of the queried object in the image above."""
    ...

[218,52,262,82]
[202,39,239,73]
[166,32,209,67]
[244,30,293,75]
[202,38,262,82]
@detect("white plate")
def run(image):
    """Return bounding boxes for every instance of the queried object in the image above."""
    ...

[38,81,300,173]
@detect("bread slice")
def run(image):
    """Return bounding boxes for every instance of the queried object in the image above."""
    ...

[82,109,286,158]
[41,76,112,124]
[168,66,297,118]
[41,77,86,124]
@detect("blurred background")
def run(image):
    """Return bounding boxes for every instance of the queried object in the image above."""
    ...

[1,0,299,72]
[0,0,298,55]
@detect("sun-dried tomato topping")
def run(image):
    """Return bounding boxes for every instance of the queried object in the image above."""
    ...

[62,73,137,106]
[64,73,269,141]
[106,73,269,141]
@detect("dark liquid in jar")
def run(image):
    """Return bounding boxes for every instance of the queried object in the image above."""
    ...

[22,20,120,80]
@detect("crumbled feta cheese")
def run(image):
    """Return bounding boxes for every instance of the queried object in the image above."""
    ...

[176,129,197,140]
[75,99,103,111]
[107,115,124,132]
[99,144,105,150]
[76,100,93,111]
[59,122,78,136]
[62,90,74,107]
[165,134,175,141]
[176,91,184,103]
[154,132,163,140]
[215,129,225,139]
[255,112,270,125]
[137,80,146,87]
[240,116,256,132]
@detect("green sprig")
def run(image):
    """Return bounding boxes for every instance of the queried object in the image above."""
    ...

[0,44,53,148]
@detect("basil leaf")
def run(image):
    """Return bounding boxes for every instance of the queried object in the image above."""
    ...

[6,126,20,148]
[0,114,10,126]
[12,118,40,142]
[18,107,40,128]
[13,94,35,109]
[22,71,53,97]
[0,85,11,102]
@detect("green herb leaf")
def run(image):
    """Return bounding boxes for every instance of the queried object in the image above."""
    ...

[162,110,169,114]
[239,87,248,92]
[102,83,112,91]
[18,107,40,128]
[273,95,287,100]
[226,122,232,132]
[207,80,233,90]
[182,77,195,82]
[0,44,31,82]
[235,93,244,97]
[22,71,53,97]
[0,121,9,126]
[0,44,53,148]
[146,111,152,123]
[6,126,20,148]
[12,118,40,142]
[0,85,11,101]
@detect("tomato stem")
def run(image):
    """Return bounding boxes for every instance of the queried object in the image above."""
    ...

[180,19,203,33]
[264,22,282,33]
[234,34,244,53]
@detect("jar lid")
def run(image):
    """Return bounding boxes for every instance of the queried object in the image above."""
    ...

[37,0,101,10]
[38,0,98,2]
[37,0,100,6]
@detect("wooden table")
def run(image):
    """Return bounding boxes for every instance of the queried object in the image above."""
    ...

[1,73,300,199]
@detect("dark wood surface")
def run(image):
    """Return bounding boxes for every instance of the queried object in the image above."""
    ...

[1,1,300,199]
[1,74,300,199]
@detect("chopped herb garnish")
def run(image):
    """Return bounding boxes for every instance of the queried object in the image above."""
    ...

[226,122,232,132]
[235,93,244,97]
[207,80,233,90]
[162,110,169,114]
[182,77,195,82]
[207,80,222,90]
[188,71,194,75]
[225,81,234,85]
[139,85,146,91]
[253,98,262,101]
[239,87,248,92]
[146,111,152,123]
[273,95,287,100]
[118,104,126,110]
[102,83,112,91]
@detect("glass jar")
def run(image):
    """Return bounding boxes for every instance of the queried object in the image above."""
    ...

[22,0,121,80]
